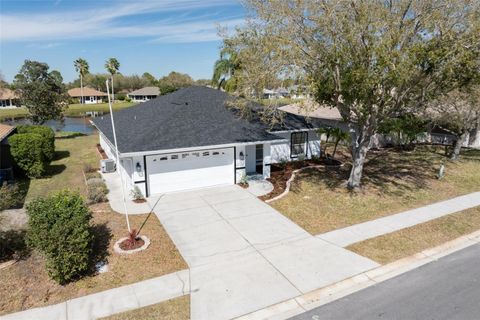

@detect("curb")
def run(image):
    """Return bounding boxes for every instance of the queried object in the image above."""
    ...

[235,229,480,320]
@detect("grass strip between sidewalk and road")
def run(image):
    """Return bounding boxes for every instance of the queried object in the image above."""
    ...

[100,295,190,320]
[347,206,480,264]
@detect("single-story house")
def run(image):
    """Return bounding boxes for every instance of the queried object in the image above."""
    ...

[0,88,20,108]
[68,87,108,104]
[127,87,161,102]
[0,123,17,184]
[92,86,323,197]
[263,88,290,99]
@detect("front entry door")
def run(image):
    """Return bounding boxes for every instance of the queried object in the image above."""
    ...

[255,144,263,174]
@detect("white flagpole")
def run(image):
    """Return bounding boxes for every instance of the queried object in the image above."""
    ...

[106,79,131,233]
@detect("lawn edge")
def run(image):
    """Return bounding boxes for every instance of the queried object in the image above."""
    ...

[234,229,480,320]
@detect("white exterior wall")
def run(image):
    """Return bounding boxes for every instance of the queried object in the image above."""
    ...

[271,130,321,163]
[235,145,246,183]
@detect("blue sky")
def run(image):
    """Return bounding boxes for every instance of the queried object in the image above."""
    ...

[0,0,245,82]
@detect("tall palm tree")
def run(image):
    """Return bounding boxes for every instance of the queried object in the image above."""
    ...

[105,58,120,102]
[73,58,89,104]
[212,48,239,91]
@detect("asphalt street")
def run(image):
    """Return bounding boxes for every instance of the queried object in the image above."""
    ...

[290,243,480,320]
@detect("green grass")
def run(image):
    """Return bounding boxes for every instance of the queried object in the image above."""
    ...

[0,102,136,120]
[271,146,480,235]
[23,134,100,202]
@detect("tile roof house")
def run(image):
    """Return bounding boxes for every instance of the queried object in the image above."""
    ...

[68,87,108,104]
[0,88,20,108]
[92,86,324,196]
[127,87,161,102]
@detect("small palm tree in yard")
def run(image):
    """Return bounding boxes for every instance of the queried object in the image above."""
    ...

[74,58,89,104]
[330,128,350,160]
[212,48,239,91]
[317,127,335,157]
[105,58,120,102]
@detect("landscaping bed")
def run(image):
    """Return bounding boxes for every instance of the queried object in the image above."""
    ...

[270,146,480,235]
[0,204,187,315]
[259,158,342,201]
[347,206,480,264]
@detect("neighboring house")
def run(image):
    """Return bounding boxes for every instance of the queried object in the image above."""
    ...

[263,88,290,99]
[127,87,161,102]
[92,86,322,196]
[68,87,108,104]
[0,123,16,184]
[0,88,20,108]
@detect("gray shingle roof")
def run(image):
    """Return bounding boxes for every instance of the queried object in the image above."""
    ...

[92,86,317,154]
[127,86,160,96]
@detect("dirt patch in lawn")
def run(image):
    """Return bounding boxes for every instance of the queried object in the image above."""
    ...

[347,207,480,264]
[270,146,480,235]
[0,203,187,315]
[100,295,190,320]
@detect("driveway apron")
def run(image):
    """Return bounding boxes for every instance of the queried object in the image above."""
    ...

[149,185,379,320]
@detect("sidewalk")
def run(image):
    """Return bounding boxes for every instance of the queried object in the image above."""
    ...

[1,270,189,320]
[317,192,480,247]
[101,171,151,214]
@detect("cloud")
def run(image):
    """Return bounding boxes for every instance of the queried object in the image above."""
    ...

[0,0,242,43]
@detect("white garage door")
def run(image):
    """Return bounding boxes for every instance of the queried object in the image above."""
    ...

[146,148,235,195]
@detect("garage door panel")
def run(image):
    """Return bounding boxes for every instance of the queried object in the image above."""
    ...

[147,148,234,195]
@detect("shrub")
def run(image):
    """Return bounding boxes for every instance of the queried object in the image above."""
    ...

[26,190,93,284]
[9,133,48,178]
[130,185,144,201]
[85,171,101,180]
[86,179,108,204]
[83,163,96,173]
[0,183,23,211]
[17,125,55,161]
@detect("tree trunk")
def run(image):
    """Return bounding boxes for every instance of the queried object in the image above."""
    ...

[347,125,373,189]
[111,75,115,103]
[332,138,340,159]
[80,74,84,104]
[451,132,468,160]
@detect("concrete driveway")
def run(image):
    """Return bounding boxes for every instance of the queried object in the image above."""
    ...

[149,185,379,320]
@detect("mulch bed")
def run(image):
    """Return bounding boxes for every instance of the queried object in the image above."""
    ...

[133,199,147,203]
[119,238,145,251]
[96,144,108,160]
[259,158,342,201]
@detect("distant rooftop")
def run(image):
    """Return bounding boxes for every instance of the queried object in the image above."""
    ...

[127,86,160,96]
[68,87,107,97]
[0,88,19,100]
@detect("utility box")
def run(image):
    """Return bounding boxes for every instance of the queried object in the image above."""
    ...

[100,159,116,173]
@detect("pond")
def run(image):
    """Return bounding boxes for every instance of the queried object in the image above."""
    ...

[2,113,103,135]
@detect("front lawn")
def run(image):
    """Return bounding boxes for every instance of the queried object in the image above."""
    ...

[0,204,187,315]
[270,146,480,235]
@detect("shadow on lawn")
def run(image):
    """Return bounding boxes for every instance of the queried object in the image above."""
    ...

[0,229,30,263]
[53,150,70,161]
[88,223,112,275]
[293,147,445,196]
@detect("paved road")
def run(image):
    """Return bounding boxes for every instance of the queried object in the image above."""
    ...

[291,243,480,320]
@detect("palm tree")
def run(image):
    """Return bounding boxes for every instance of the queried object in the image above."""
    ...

[212,48,239,91]
[316,127,335,156]
[105,58,120,102]
[73,58,89,104]
[330,128,349,159]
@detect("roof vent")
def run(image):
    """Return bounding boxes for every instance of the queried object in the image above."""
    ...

[185,102,188,105]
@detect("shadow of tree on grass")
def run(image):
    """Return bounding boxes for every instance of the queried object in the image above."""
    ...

[87,223,112,276]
